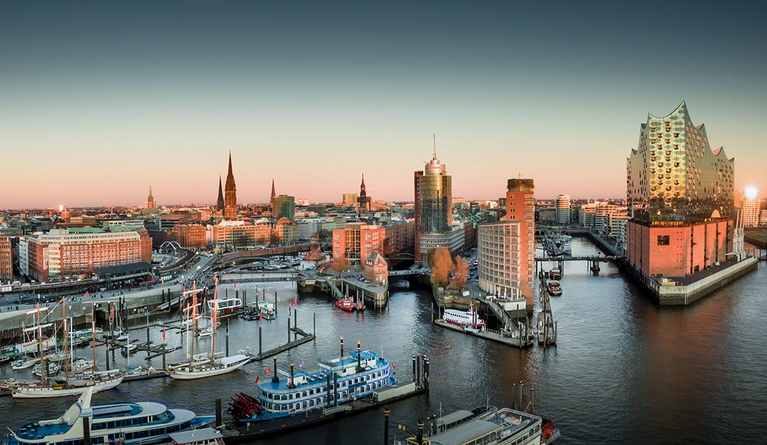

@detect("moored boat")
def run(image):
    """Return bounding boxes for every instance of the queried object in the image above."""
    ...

[10,369,124,399]
[230,339,396,423]
[335,298,355,311]
[549,268,561,280]
[442,304,485,330]
[207,296,242,318]
[6,387,214,444]
[546,281,563,296]
[257,301,276,319]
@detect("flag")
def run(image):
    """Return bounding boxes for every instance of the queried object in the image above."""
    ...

[110,307,114,319]
[259,313,262,324]
[162,329,166,341]
[392,363,396,369]
[292,296,296,308]
[265,367,271,374]
[84,291,89,298]
[256,376,261,385]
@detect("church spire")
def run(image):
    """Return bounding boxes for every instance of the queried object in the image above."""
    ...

[216,175,225,212]
[224,152,237,220]
[270,179,276,208]
[433,133,436,159]
[360,173,366,196]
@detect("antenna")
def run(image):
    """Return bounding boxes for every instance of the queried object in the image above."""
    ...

[433,134,436,159]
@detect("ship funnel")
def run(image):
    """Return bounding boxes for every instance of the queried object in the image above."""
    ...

[272,356,279,384]
[356,340,363,372]
[340,336,344,357]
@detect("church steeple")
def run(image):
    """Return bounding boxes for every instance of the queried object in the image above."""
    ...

[146,182,156,209]
[270,179,276,208]
[359,173,366,197]
[224,152,237,219]
[216,175,225,212]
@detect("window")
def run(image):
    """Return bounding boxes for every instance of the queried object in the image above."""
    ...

[657,235,670,246]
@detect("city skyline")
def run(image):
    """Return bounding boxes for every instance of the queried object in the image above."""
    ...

[2,1,766,208]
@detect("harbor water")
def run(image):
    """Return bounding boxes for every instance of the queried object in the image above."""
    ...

[1,238,766,444]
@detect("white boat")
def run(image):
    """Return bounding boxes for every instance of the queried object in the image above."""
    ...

[11,357,40,371]
[6,387,215,444]
[257,301,276,320]
[443,304,485,330]
[68,357,94,372]
[168,354,250,380]
[32,361,61,377]
[207,296,242,318]
[169,278,250,380]
[15,337,57,355]
[121,344,138,356]
[10,369,124,399]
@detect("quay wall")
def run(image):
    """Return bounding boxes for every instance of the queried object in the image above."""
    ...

[624,257,758,305]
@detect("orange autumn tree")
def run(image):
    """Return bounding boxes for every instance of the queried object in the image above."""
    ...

[451,255,470,291]
[430,247,453,288]
[331,255,350,272]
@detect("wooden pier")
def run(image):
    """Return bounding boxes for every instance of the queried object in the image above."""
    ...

[433,319,530,348]
[250,310,316,362]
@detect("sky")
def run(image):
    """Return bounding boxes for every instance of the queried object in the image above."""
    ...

[1,1,766,208]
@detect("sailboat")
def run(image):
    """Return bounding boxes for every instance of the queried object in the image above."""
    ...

[169,278,250,380]
[10,299,124,399]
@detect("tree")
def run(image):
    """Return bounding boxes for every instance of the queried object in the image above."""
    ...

[430,247,453,288]
[331,255,350,273]
[305,247,324,262]
[451,255,470,292]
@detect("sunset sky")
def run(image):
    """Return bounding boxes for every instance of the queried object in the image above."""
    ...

[1,1,765,209]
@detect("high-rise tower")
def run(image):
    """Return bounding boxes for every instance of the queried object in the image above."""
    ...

[414,135,456,261]
[216,176,225,212]
[224,152,237,220]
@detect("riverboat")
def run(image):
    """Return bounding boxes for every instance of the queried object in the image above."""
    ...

[5,387,214,445]
[547,281,563,297]
[442,304,485,329]
[230,342,396,422]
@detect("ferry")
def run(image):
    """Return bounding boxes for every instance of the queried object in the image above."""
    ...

[442,304,485,330]
[335,298,355,311]
[400,405,558,445]
[230,344,396,422]
[5,387,214,445]
[547,281,563,297]
[207,296,242,318]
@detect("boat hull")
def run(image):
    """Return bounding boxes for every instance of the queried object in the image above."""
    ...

[11,376,124,399]
[169,357,249,380]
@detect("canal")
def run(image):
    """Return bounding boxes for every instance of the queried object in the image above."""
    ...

[1,237,766,444]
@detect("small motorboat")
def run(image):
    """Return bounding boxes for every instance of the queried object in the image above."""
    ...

[335,298,355,311]
[547,280,563,297]
[120,344,138,356]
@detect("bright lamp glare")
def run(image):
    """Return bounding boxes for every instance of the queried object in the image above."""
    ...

[58,205,64,212]
[745,186,758,200]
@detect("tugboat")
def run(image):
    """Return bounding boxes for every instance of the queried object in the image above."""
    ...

[546,281,563,297]
[335,298,355,311]
[5,387,214,444]
[230,338,396,422]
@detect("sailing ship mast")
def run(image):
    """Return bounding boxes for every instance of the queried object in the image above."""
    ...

[210,276,218,363]
[91,300,97,373]
[63,298,69,387]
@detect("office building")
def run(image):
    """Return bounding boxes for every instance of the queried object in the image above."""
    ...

[0,236,11,282]
[414,140,460,261]
[740,188,760,228]
[273,195,296,220]
[26,227,152,282]
[342,193,358,207]
[478,221,525,300]
[333,222,384,263]
[169,224,207,249]
[555,194,571,225]
[502,178,535,302]
[211,221,270,249]
[274,218,299,245]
